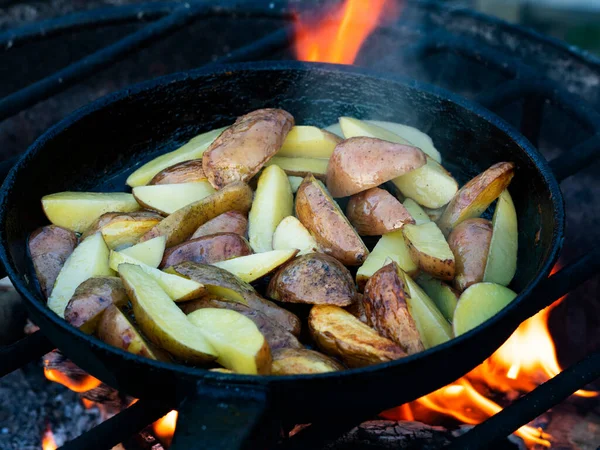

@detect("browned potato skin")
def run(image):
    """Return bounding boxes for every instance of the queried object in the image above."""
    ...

[267,253,357,306]
[181,296,302,350]
[295,175,369,266]
[308,304,407,368]
[149,160,206,185]
[438,162,515,236]
[346,187,415,236]
[363,263,424,354]
[64,277,129,333]
[345,294,368,324]
[203,109,294,189]
[172,262,301,336]
[405,237,455,281]
[191,211,248,239]
[29,225,78,298]
[80,211,163,241]
[447,218,493,292]
[326,137,426,198]
[271,348,344,375]
[160,232,252,268]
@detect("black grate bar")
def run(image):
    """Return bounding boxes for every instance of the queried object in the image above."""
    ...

[549,134,600,182]
[0,330,54,377]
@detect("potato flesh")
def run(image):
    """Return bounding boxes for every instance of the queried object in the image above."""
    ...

[99,218,161,250]
[416,274,459,323]
[403,222,455,280]
[118,236,166,268]
[402,198,431,225]
[133,182,216,215]
[272,216,320,256]
[265,156,329,179]
[278,125,340,159]
[339,117,412,145]
[248,165,293,253]
[212,249,297,283]
[287,176,304,193]
[42,192,140,233]
[484,190,518,286]
[365,120,442,163]
[271,348,343,375]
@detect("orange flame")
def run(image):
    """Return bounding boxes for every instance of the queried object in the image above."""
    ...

[43,368,102,393]
[41,426,57,450]
[153,410,178,448]
[295,0,396,64]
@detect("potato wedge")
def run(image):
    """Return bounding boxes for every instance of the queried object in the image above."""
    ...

[346,187,415,235]
[109,251,204,301]
[271,348,344,375]
[81,211,162,250]
[149,160,207,185]
[326,137,426,198]
[453,282,518,336]
[212,249,298,283]
[437,162,515,236]
[415,274,459,323]
[133,182,216,216]
[42,192,140,233]
[287,176,304,193]
[118,264,216,363]
[308,305,406,368]
[248,165,293,252]
[403,222,455,280]
[391,157,458,209]
[339,117,411,145]
[365,120,442,163]
[265,156,329,180]
[203,109,294,189]
[29,225,78,298]
[278,126,341,159]
[140,181,253,247]
[161,233,252,268]
[119,236,166,268]
[171,262,301,335]
[345,296,368,324]
[356,230,418,291]
[126,126,226,187]
[364,263,424,354]
[181,296,302,350]
[296,174,369,266]
[267,253,357,306]
[448,218,493,291]
[48,233,113,317]
[483,190,518,286]
[97,304,170,361]
[402,198,431,225]
[64,277,128,333]
[191,211,248,239]
[272,216,320,256]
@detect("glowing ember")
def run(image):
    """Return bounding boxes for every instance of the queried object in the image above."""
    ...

[153,410,178,448]
[41,426,57,450]
[43,367,102,393]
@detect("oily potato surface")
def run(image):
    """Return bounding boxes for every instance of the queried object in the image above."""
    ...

[81,211,162,249]
[191,211,248,239]
[403,222,455,280]
[160,233,252,268]
[271,348,344,375]
[149,159,207,185]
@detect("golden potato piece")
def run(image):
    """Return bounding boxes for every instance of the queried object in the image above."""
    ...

[140,181,253,247]
[416,274,459,323]
[272,216,320,256]
[149,159,207,185]
[402,198,431,225]
[265,156,328,180]
[287,176,304,193]
[278,126,341,159]
[133,182,216,216]
[326,137,426,198]
[191,211,248,239]
[213,249,298,283]
[448,218,493,292]
[403,222,455,280]
[64,277,128,333]
[203,109,294,189]
[271,348,344,375]
[118,236,166,268]
[308,305,406,368]
[267,253,357,306]
[437,162,515,236]
[345,295,368,324]
[364,263,424,354]
[339,117,411,145]
[81,211,162,250]
[296,174,369,266]
[29,225,78,298]
[160,233,252,268]
[346,187,415,236]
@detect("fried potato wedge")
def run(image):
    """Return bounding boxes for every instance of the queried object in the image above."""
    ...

[448,218,493,291]
[48,233,113,317]
[149,159,207,185]
[364,263,424,354]
[326,137,426,198]
[118,264,216,363]
[64,277,128,333]
[402,198,431,225]
[277,125,341,159]
[484,190,518,286]
[453,282,517,336]
[133,182,216,216]
[271,348,344,375]
[212,249,297,283]
[110,251,204,301]
[265,156,329,180]
[403,222,455,280]
[191,211,248,239]
[339,117,412,145]
[118,236,166,268]
[437,162,515,236]
[187,308,271,374]
[287,176,304,193]
[296,174,369,266]
[203,109,294,189]
[346,187,415,235]
[416,274,459,323]
[161,233,252,268]
[308,305,406,368]
[345,296,368,324]
[42,192,140,233]
[141,181,253,247]
[81,211,162,250]
[248,165,293,252]
[126,126,226,187]
[267,253,357,306]
[171,262,301,335]
[29,225,78,298]
[272,216,320,256]
[365,120,442,163]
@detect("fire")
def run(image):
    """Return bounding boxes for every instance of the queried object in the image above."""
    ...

[153,410,178,448]
[43,367,102,393]
[294,0,396,64]
[41,426,57,450]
